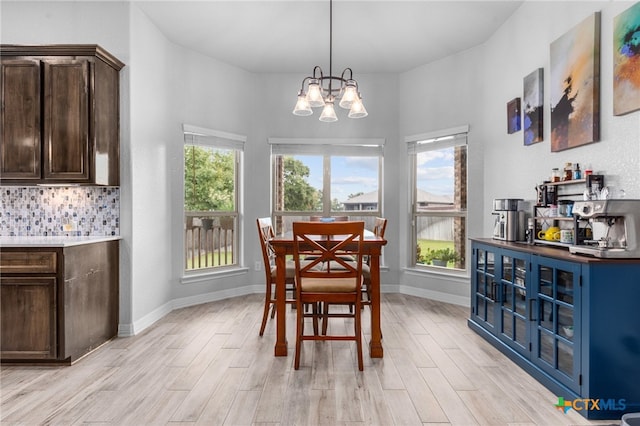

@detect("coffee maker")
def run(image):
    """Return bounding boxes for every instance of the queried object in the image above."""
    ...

[569,199,640,258]
[492,198,525,241]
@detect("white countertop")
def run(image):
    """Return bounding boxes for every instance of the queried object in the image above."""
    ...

[0,235,121,247]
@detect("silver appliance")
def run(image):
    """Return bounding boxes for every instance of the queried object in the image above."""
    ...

[569,199,640,258]
[492,198,524,241]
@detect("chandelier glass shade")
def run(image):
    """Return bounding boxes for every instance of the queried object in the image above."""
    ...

[292,0,368,122]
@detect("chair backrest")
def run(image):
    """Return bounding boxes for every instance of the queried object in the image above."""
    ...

[309,215,349,222]
[257,217,275,276]
[373,217,387,238]
[292,221,365,284]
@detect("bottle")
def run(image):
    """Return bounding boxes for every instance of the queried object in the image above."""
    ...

[563,162,572,181]
[551,168,561,182]
[573,163,581,180]
[584,163,593,176]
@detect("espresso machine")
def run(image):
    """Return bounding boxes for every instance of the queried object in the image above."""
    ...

[569,199,640,258]
[492,198,525,241]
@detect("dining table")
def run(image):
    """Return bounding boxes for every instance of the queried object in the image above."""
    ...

[269,228,387,358]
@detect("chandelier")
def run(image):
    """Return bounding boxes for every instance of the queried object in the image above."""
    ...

[292,0,368,122]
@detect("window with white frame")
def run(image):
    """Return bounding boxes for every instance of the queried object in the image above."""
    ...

[269,138,384,235]
[183,125,244,272]
[408,126,467,271]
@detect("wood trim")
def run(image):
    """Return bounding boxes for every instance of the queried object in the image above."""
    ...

[0,44,125,70]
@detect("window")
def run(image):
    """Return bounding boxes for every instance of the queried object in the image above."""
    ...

[408,126,467,271]
[269,139,384,235]
[183,125,244,272]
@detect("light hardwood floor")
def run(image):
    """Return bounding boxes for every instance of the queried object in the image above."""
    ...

[1,293,620,425]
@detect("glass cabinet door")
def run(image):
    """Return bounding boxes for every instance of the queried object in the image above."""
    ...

[472,246,498,330]
[498,250,529,353]
[531,256,581,393]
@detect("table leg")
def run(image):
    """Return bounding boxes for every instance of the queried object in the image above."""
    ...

[369,253,383,358]
[274,246,288,356]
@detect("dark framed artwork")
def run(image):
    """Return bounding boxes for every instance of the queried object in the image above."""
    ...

[550,12,600,152]
[614,2,640,116]
[523,68,544,145]
[507,98,521,134]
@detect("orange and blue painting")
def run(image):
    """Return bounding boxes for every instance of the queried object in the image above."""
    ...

[550,13,600,152]
[614,2,640,116]
[523,68,543,145]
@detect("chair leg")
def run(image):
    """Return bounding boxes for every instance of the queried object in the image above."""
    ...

[259,284,272,336]
[355,301,363,371]
[294,300,304,370]
[322,302,329,336]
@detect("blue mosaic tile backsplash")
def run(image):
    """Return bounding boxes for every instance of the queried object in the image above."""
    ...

[1,186,120,237]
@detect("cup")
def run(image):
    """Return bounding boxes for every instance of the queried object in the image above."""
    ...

[560,229,574,244]
[538,226,561,241]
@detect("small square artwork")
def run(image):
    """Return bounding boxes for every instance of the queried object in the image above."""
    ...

[507,98,521,134]
[614,2,640,116]
[523,68,544,145]
[550,12,600,152]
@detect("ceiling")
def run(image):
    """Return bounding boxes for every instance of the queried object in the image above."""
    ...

[135,1,523,74]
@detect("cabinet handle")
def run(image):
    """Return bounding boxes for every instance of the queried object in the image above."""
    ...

[529,299,537,321]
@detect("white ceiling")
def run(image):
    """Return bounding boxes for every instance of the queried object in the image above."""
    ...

[135,0,523,74]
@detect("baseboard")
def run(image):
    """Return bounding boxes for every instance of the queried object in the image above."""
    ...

[399,284,470,307]
[119,283,467,337]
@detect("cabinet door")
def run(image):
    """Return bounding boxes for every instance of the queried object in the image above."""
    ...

[471,245,498,331]
[42,59,90,181]
[0,59,41,180]
[531,256,581,393]
[497,249,530,355]
[1,277,57,359]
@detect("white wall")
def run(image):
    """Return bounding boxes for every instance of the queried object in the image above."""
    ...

[480,1,640,237]
[397,1,640,304]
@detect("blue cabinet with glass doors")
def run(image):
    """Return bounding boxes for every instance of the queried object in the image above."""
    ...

[469,239,640,420]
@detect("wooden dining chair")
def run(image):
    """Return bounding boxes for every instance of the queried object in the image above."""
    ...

[257,217,297,336]
[362,217,387,305]
[292,221,365,370]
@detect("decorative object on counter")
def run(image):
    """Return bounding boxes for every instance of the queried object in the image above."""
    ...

[550,12,600,152]
[507,97,521,134]
[563,162,573,180]
[523,68,544,145]
[538,226,561,241]
[570,199,640,258]
[573,163,582,179]
[613,2,640,116]
[492,199,525,241]
[551,168,561,182]
[0,186,119,237]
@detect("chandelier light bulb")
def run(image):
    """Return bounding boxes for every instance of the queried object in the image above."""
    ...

[319,99,338,122]
[306,79,325,107]
[339,81,358,109]
[348,94,368,118]
[293,92,313,116]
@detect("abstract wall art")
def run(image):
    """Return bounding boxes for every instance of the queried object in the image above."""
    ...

[550,12,600,152]
[523,68,544,145]
[614,2,640,116]
[507,97,521,134]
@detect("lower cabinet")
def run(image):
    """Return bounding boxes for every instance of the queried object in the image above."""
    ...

[0,241,119,364]
[469,239,640,420]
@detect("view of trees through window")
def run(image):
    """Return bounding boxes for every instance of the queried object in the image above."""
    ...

[184,144,238,271]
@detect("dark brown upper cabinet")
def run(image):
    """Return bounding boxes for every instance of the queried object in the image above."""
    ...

[0,45,124,185]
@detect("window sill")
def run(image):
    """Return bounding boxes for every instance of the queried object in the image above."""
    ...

[404,266,469,280]
[181,266,249,285]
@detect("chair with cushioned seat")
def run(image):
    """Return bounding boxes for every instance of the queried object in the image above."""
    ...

[292,220,365,370]
[257,217,297,336]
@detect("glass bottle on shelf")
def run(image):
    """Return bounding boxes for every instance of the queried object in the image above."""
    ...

[551,168,561,182]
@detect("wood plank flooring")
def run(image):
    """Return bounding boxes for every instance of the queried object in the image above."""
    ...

[0,293,620,425]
